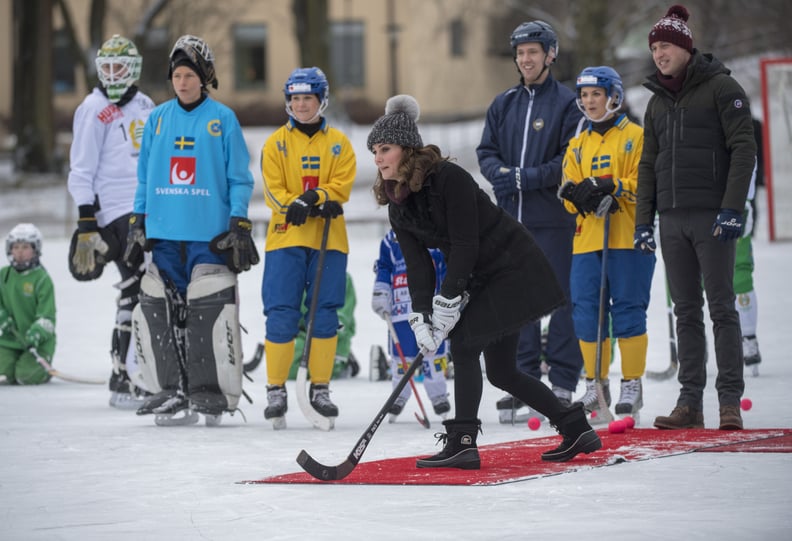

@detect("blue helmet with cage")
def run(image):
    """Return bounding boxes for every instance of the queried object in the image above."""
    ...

[510,21,558,60]
[575,66,625,122]
[284,67,329,119]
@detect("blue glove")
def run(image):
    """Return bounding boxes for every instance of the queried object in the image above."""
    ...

[634,224,656,254]
[712,208,743,242]
[491,167,519,199]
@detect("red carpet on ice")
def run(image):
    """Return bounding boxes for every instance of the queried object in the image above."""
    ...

[245,428,792,486]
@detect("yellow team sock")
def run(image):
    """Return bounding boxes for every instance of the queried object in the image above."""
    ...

[618,334,648,380]
[579,338,612,380]
[265,339,295,386]
[308,336,338,384]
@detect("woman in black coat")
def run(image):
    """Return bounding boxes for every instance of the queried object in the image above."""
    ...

[367,95,601,469]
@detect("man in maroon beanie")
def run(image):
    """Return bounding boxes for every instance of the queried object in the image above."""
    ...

[634,4,756,431]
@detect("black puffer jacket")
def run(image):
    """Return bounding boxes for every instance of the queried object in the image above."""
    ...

[389,160,565,348]
[636,51,756,226]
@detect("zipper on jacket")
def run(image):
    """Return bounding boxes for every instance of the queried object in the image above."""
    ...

[517,87,535,224]
[670,105,677,209]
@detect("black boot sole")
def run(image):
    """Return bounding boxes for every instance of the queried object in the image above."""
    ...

[541,429,602,462]
[416,448,481,469]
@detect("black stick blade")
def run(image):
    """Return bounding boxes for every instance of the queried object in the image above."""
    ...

[296,450,355,481]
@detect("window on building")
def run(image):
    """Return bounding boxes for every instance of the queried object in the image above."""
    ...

[450,18,465,57]
[140,27,170,91]
[53,28,75,93]
[234,24,267,90]
[330,21,364,88]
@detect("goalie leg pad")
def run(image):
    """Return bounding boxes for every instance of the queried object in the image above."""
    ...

[186,264,243,413]
[132,266,182,394]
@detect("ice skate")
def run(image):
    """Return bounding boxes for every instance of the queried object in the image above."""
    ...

[264,385,288,430]
[154,409,199,426]
[743,335,761,377]
[496,394,540,424]
[189,391,227,417]
[136,389,178,415]
[552,385,573,407]
[204,413,223,427]
[309,384,338,429]
[388,395,408,423]
[575,379,612,425]
[614,378,643,422]
[108,373,145,410]
[431,395,451,419]
[369,345,390,381]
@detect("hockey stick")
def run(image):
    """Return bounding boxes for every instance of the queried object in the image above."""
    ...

[646,276,679,380]
[243,342,265,373]
[10,328,105,385]
[295,216,334,431]
[384,313,430,428]
[593,197,615,423]
[30,346,106,385]
[297,349,427,481]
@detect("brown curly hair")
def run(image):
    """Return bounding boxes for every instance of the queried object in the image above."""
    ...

[372,144,447,205]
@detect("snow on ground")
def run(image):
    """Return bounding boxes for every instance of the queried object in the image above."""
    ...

[2,216,791,540]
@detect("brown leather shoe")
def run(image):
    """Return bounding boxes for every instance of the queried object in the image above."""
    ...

[719,405,743,430]
[654,405,705,429]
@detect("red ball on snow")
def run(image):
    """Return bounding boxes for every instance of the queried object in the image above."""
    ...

[622,416,635,429]
[608,420,627,434]
[527,417,541,430]
[741,398,753,411]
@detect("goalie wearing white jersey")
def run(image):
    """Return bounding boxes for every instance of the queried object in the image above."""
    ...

[66,34,155,410]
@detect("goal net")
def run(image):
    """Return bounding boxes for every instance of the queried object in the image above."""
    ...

[761,58,792,241]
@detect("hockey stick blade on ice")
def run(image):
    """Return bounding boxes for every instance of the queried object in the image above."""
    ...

[297,350,427,481]
[385,314,430,428]
[31,347,106,385]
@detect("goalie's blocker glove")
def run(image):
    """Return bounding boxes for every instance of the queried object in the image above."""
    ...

[210,216,260,273]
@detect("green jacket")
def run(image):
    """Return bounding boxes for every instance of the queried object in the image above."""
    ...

[636,51,757,226]
[0,265,57,355]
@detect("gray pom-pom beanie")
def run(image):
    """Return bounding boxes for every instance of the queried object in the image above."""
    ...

[367,94,423,152]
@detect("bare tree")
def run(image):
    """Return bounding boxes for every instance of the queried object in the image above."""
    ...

[12,0,55,173]
[292,0,330,74]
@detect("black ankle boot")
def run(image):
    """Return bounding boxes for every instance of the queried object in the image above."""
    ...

[542,403,602,462]
[416,419,481,469]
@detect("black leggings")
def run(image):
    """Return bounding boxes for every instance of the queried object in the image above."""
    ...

[451,332,564,423]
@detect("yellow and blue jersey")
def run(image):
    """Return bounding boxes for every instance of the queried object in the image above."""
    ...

[561,115,644,253]
[261,118,356,253]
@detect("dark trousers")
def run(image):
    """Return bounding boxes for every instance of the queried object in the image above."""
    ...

[517,226,582,391]
[451,332,564,422]
[659,208,744,409]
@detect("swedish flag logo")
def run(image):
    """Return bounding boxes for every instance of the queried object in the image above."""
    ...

[174,136,195,150]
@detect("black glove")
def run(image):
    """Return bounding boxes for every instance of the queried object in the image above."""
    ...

[575,176,615,202]
[320,200,344,219]
[122,213,147,269]
[210,216,260,273]
[558,181,588,215]
[285,190,320,226]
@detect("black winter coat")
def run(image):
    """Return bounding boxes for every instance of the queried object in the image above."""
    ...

[636,51,756,226]
[389,160,565,349]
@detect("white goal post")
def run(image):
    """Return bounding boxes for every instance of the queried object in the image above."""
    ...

[760,57,792,241]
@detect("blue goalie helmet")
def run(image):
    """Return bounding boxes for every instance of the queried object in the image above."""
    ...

[284,67,329,119]
[575,66,625,121]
